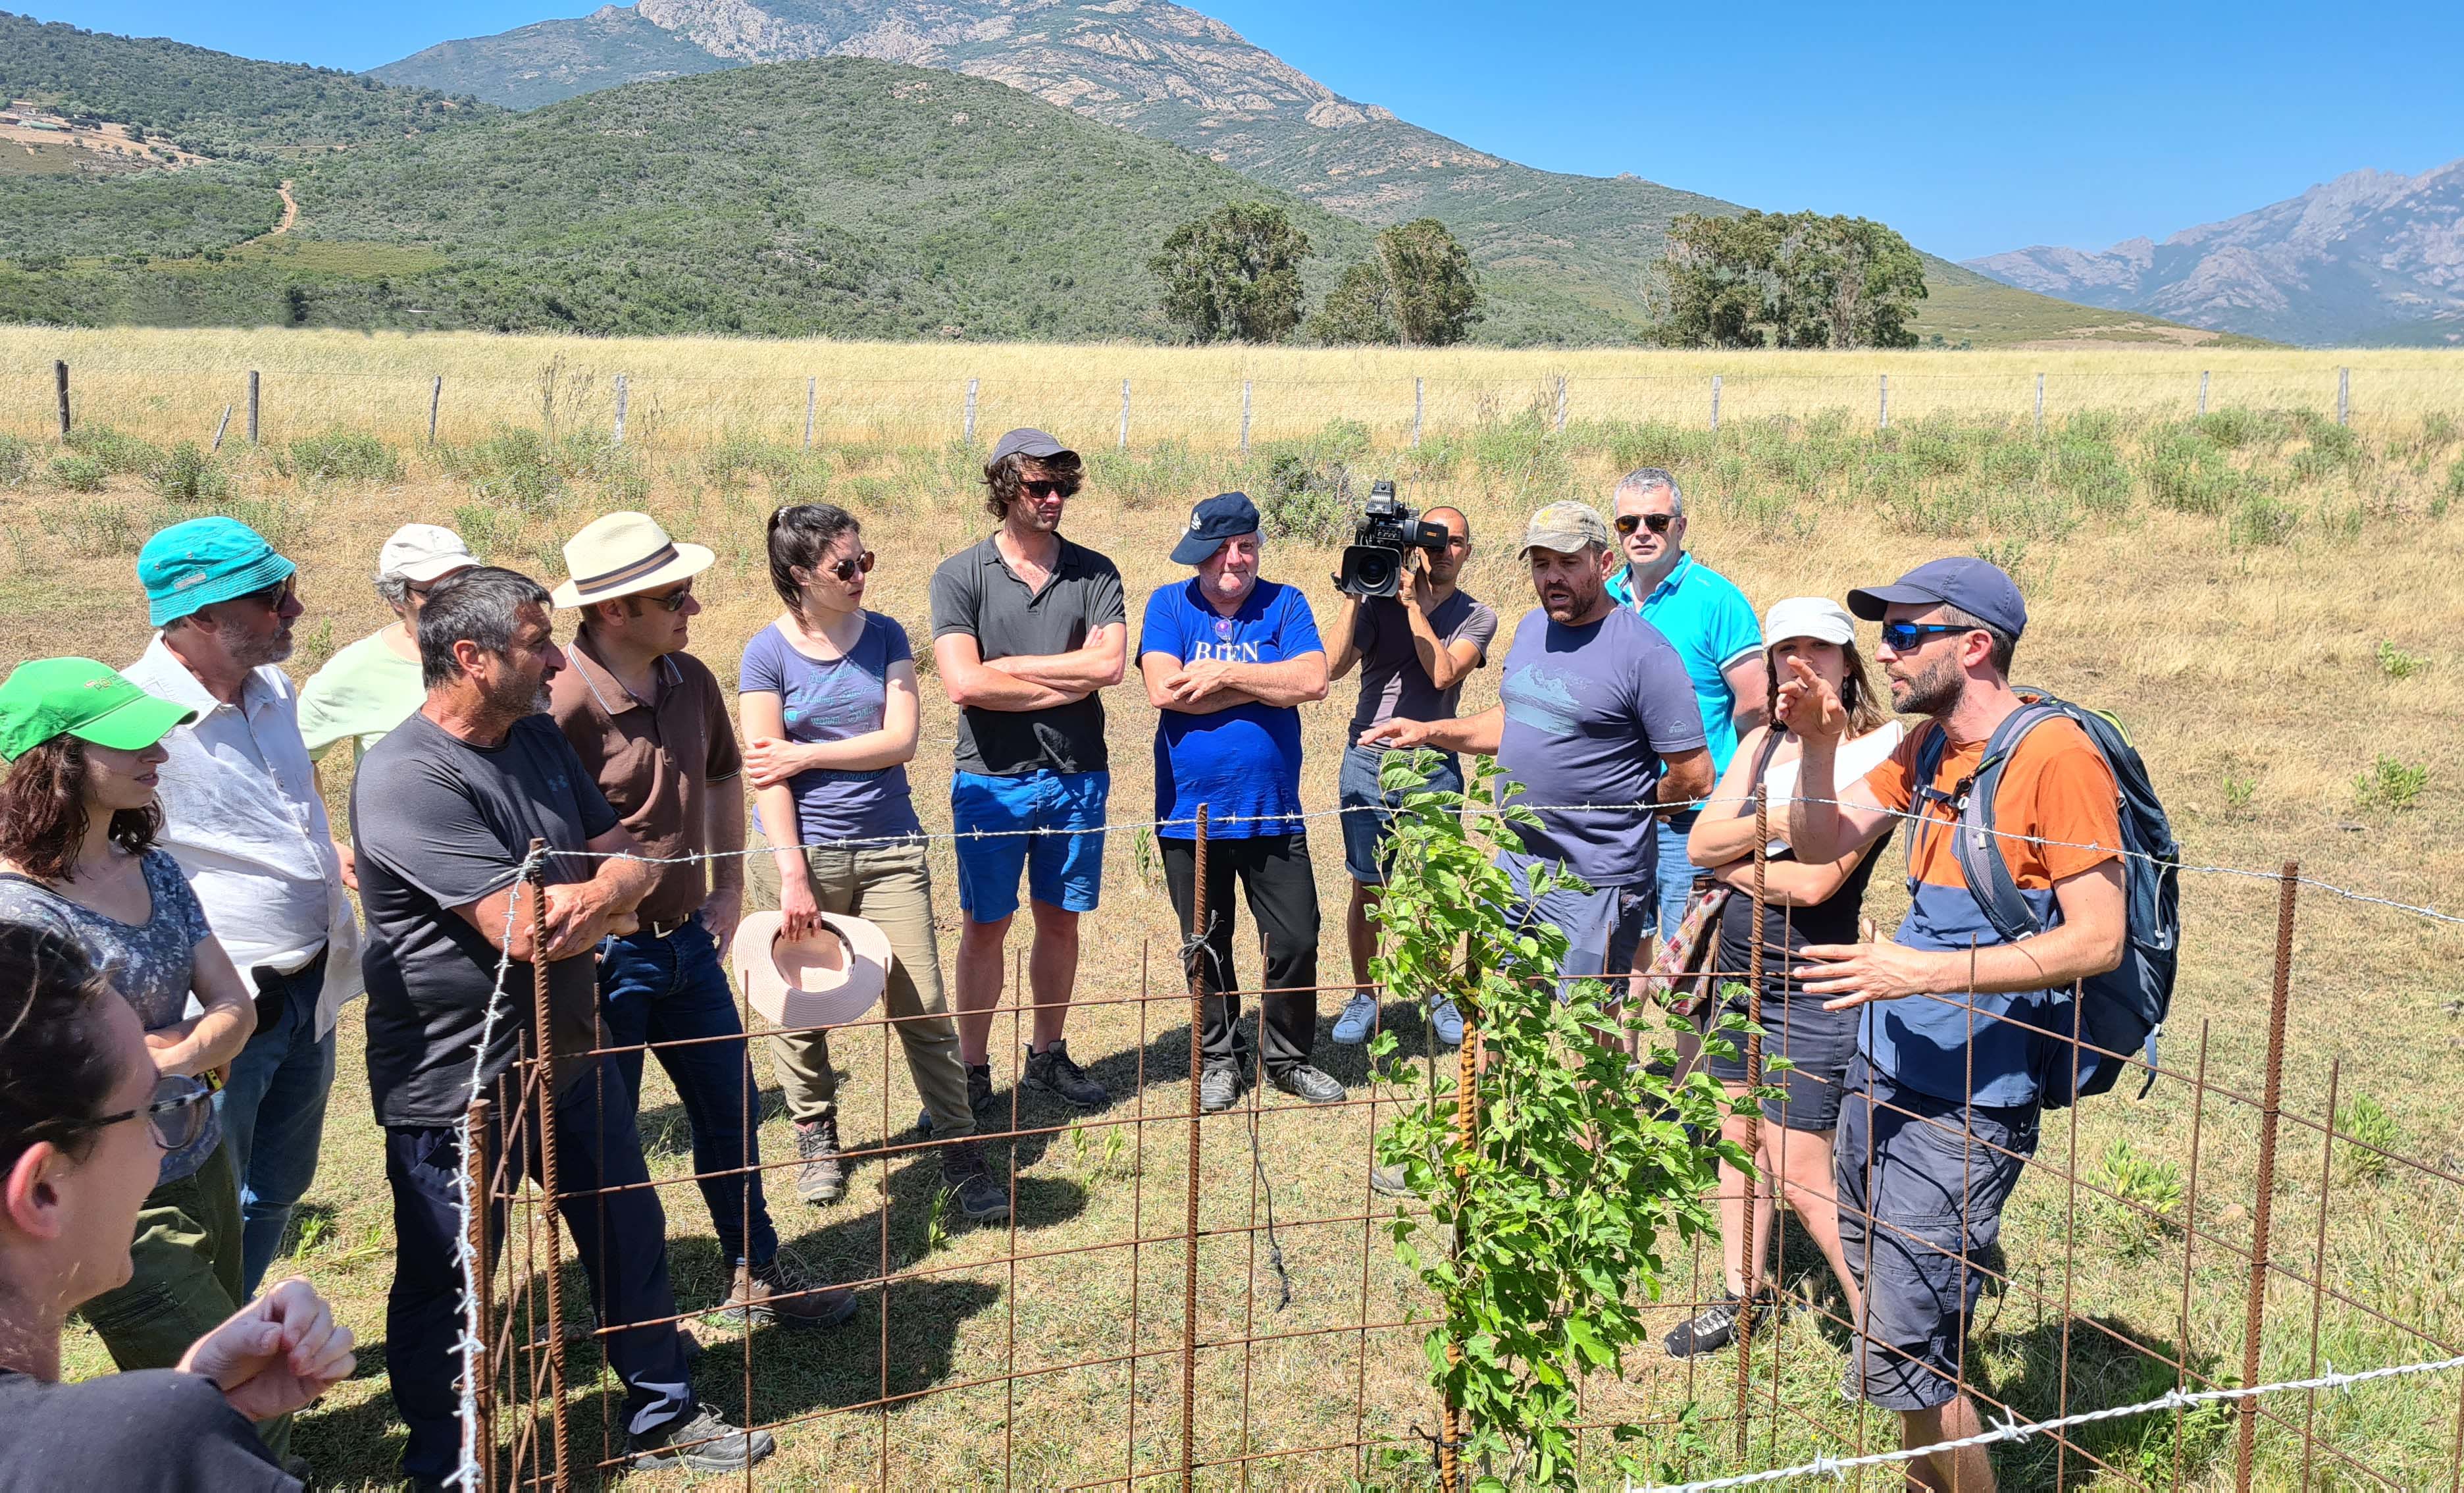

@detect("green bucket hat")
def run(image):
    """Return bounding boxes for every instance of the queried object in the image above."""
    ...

[0,658,197,762]
[138,515,296,628]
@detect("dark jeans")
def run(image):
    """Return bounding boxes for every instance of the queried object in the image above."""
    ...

[1162,833,1322,1078]
[384,1063,694,1482]
[219,951,335,1296]
[598,918,777,1267]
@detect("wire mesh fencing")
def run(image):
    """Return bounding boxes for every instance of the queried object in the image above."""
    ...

[442,799,2464,1491]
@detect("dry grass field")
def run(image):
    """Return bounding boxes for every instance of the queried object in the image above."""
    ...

[6,331,2464,1488]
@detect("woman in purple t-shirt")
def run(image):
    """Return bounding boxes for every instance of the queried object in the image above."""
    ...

[737,506,1006,1224]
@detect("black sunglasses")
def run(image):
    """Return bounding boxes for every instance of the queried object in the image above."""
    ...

[30,1074,214,1155]
[244,579,297,610]
[828,551,877,583]
[638,584,694,614]
[1020,480,1069,498]
[1614,513,1677,536]
[1878,621,1976,651]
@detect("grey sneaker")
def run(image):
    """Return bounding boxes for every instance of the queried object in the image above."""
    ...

[1198,1062,1241,1113]
[794,1117,844,1205]
[1271,1064,1346,1105]
[1662,1287,1775,1359]
[1024,1040,1109,1109]
[629,1405,776,1471]
[1369,1164,1413,1198]
[1330,991,1380,1045]
[939,1140,1012,1224]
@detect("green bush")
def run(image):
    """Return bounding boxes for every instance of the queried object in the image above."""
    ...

[147,442,228,502]
[2353,755,2428,810]
[283,430,403,483]
[50,452,107,492]
[2376,640,2428,679]
[2336,1092,2400,1181]
[64,423,162,475]
[2092,1137,2183,1259]
[0,433,28,486]
[2192,406,2288,449]
[2227,493,2299,548]
[2049,436,2131,515]
[2140,424,2236,515]
[700,430,798,490]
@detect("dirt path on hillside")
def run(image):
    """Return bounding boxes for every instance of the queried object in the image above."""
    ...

[273,180,298,234]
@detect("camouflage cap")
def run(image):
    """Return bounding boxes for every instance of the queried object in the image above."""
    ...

[1518,501,1611,558]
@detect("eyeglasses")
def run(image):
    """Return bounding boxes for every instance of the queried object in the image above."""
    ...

[32,1074,215,1155]
[1614,513,1677,536]
[244,579,297,610]
[1020,480,1069,499]
[639,584,694,613]
[1878,621,1976,652]
[828,551,877,583]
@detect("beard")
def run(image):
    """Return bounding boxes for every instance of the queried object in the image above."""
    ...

[482,668,550,719]
[216,616,294,669]
[1891,650,1966,718]
[1541,574,1603,624]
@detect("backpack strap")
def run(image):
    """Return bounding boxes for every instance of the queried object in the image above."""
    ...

[1951,702,2068,945]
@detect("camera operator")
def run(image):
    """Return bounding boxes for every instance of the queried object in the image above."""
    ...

[1325,506,1495,1049]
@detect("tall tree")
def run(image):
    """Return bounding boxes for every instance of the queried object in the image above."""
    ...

[1312,217,1482,346]
[1662,210,1926,350]
[1148,201,1313,344]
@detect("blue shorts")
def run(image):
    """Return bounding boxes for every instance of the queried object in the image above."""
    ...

[1337,744,1463,885]
[1495,849,1654,997]
[951,769,1110,922]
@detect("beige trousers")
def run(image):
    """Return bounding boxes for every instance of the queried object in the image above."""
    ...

[748,829,975,1139]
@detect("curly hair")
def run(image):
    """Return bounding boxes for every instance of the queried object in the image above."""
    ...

[0,924,126,1176]
[981,450,1083,522]
[0,735,161,884]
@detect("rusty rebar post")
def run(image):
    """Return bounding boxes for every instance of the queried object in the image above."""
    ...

[2233,862,2299,1490]
[464,1097,496,1493]
[1733,784,1768,1459]
[1180,806,1210,1493]
[525,843,573,1490]
[1440,932,1481,1493]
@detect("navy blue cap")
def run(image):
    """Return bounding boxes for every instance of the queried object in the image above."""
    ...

[1171,492,1261,565]
[1847,557,2027,638]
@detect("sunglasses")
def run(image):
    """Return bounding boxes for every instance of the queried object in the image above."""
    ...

[638,584,694,614]
[1878,621,1976,651]
[1020,480,1069,499]
[244,579,298,610]
[827,551,877,583]
[1614,513,1677,536]
[33,1074,215,1155]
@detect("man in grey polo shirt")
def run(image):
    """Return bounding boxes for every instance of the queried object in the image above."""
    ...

[928,429,1127,1115]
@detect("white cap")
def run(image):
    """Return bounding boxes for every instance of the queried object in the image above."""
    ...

[1762,596,1857,651]
[378,523,478,584]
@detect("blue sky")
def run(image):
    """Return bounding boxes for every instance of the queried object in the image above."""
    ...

[30,0,2464,261]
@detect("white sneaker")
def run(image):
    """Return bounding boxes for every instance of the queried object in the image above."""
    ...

[1331,991,1379,1044]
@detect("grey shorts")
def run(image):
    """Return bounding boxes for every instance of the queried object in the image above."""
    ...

[1703,991,1861,1131]
[1495,849,1653,995]
[1834,1056,2039,1411]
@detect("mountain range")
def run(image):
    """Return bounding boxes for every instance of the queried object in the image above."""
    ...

[371,0,2213,348]
[1966,161,2464,348]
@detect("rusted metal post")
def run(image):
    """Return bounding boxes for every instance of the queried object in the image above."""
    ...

[1733,783,1768,1458]
[1180,806,1210,1493]
[1439,931,1481,1493]
[2233,862,2299,1490]
[525,841,573,1490]
[464,1097,496,1493]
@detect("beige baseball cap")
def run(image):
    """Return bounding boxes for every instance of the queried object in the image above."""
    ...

[1763,596,1857,650]
[1518,501,1611,558]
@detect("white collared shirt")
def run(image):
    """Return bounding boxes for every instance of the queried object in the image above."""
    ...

[121,635,365,1035]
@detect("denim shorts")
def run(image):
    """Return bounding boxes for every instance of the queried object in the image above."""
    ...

[1834,1056,2039,1411]
[951,769,1109,922]
[1337,744,1462,884]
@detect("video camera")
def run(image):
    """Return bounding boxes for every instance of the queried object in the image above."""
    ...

[1336,481,1447,599]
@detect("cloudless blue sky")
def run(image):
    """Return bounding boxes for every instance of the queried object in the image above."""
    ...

[24,0,2464,260]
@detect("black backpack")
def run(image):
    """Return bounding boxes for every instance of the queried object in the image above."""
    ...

[1910,692,2181,1103]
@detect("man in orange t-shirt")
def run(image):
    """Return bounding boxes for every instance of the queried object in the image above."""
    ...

[1778,558,2126,1493]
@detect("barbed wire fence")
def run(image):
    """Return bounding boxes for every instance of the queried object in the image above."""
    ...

[423,786,2464,1490]
[7,359,2445,455]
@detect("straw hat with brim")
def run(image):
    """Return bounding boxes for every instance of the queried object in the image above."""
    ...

[731,910,894,1030]
[0,658,198,763]
[550,511,715,610]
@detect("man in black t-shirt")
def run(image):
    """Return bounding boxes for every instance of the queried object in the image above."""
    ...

[353,568,775,1480]
[928,429,1127,1115]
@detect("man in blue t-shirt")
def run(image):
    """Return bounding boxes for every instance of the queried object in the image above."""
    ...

[1139,492,1343,1114]
[1365,502,1714,986]
[1603,467,1764,943]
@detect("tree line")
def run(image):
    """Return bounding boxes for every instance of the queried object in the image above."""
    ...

[1148,201,1928,349]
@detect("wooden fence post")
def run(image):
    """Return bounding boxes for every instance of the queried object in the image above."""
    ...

[52,360,68,437]
[1240,379,1252,458]
[964,377,978,444]
[2035,371,2045,434]
[1710,374,1721,433]
[211,406,232,453]
[2199,369,2210,417]
[1119,378,1131,450]
[1553,373,1567,432]
[2338,367,2349,426]
[804,376,816,449]
[247,369,260,445]
[1878,373,1889,431]
[611,373,627,446]
[1412,377,1424,448]
[428,375,442,445]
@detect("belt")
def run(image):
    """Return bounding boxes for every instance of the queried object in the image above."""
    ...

[638,914,698,939]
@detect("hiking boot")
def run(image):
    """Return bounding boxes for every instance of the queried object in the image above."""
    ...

[1198,1062,1241,1113]
[628,1405,776,1472]
[1661,1287,1775,1359]
[967,1062,996,1117]
[724,1251,860,1330]
[1271,1064,1346,1105]
[793,1118,844,1205]
[1330,991,1379,1045]
[1427,997,1464,1047]
[939,1139,1012,1224]
[1368,1164,1414,1198]
[1024,1040,1109,1109]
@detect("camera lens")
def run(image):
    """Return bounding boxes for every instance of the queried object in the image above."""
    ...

[1341,544,1400,598]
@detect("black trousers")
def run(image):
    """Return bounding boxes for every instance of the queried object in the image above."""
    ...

[1162,832,1322,1076]
[384,1059,694,1482]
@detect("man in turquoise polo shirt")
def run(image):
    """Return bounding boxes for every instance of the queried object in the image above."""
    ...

[1604,467,1766,943]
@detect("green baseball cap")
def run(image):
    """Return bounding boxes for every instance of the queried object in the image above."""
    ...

[0,658,197,763]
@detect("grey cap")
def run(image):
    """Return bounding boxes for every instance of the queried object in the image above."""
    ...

[989,427,1074,464]
[1518,501,1612,558]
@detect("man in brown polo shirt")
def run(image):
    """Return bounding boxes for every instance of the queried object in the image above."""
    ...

[550,510,854,1331]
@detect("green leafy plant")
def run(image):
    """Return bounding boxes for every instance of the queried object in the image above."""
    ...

[2091,1137,2183,1259]
[2227,493,2299,549]
[2336,1092,2398,1181]
[49,452,107,492]
[2353,755,2429,811]
[0,433,30,486]
[147,441,228,502]
[1366,750,1745,1487]
[923,1184,957,1255]
[282,429,403,483]
[2376,640,2428,680]
[2222,772,2256,815]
